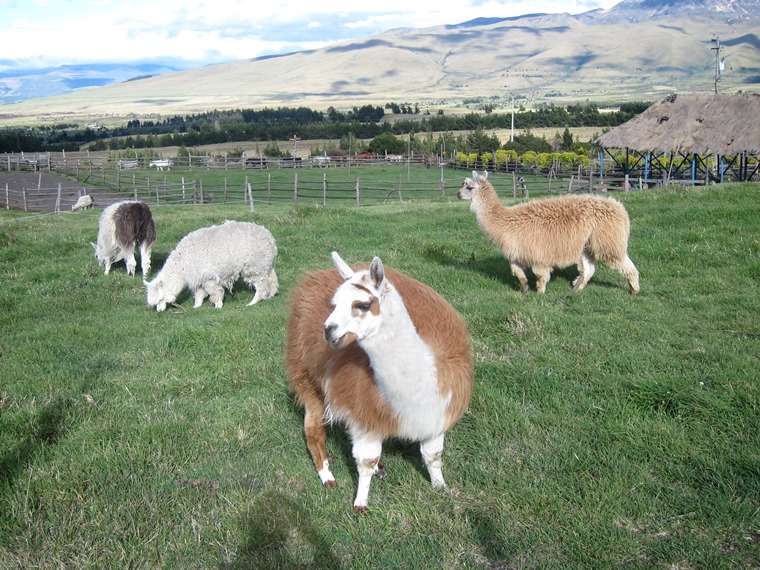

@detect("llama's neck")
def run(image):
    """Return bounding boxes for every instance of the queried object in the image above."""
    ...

[155,252,185,296]
[472,180,508,218]
[471,181,516,238]
[359,289,450,440]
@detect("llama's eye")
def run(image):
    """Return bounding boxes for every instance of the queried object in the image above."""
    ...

[355,302,372,312]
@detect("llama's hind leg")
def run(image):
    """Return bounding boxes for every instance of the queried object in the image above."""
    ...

[572,252,596,292]
[206,284,225,308]
[139,243,152,275]
[303,406,336,487]
[351,433,383,512]
[245,269,277,306]
[618,255,640,295]
[533,266,552,294]
[420,434,446,488]
[124,246,137,276]
[509,262,530,293]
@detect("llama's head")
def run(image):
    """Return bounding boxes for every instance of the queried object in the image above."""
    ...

[144,278,173,312]
[324,251,388,350]
[91,242,111,274]
[457,170,489,200]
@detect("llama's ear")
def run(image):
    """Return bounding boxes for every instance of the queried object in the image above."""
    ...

[471,170,477,179]
[483,170,489,179]
[331,251,354,279]
[369,256,385,288]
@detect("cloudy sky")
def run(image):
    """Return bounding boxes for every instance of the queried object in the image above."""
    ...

[2,0,620,71]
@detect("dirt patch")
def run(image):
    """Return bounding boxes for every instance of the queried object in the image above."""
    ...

[0,171,129,212]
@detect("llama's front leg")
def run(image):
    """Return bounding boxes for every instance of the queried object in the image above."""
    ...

[509,262,530,293]
[420,434,446,488]
[351,434,383,513]
[572,252,596,292]
[193,288,208,308]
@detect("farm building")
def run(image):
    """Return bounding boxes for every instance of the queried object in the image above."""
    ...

[596,93,760,186]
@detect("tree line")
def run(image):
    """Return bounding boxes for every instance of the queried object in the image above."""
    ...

[0,101,651,154]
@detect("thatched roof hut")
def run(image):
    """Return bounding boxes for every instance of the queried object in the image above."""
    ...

[597,93,760,155]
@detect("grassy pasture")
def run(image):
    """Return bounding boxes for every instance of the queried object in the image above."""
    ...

[0,182,758,569]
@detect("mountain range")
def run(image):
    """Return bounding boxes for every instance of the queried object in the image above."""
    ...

[2,0,759,126]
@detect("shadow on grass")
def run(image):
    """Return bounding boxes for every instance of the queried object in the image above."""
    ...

[422,245,625,293]
[0,396,74,487]
[224,490,344,569]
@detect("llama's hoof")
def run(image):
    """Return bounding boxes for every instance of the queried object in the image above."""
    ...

[353,504,369,514]
[324,480,337,488]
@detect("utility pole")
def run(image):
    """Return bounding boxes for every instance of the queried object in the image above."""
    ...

[711,37,724,94]
[510,95,515,142]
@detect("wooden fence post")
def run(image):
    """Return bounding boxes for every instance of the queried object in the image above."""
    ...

[133,174,137,200]
[323,173,327,206]
[5,182,9,209]
[199,180,204,204]
[294,173,298,203]
[268,174,272,204]
[248,183,254,212]
[355,177,360,206]
[23,188,27,212]
[55,183,61,214]
[224,178,228,204]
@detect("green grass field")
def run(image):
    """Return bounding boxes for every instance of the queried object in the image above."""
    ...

[1,181,758,569]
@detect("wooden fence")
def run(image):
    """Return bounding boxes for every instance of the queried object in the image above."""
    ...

[0,172,455,213]
[2,151,672,214]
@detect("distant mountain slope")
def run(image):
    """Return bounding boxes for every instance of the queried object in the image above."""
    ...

[0,64,180,105]
[2,0,759,125]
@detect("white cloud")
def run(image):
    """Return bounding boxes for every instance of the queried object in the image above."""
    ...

[1,0,621,70]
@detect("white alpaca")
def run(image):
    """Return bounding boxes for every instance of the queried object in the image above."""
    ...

[92,200,155,276]
[145,220,278,311]
[458,171,640,294]
[286,252,473,512]
[72,194,93,211]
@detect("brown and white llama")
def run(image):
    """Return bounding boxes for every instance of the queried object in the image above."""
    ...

[286,252,473,512]
[92,200,155,276]
[458,171,640,295]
